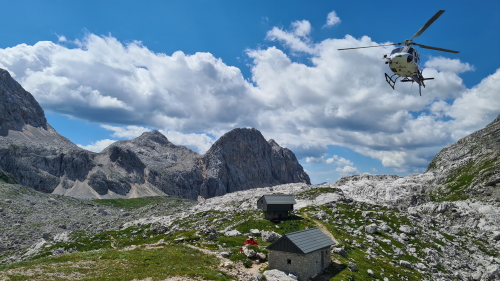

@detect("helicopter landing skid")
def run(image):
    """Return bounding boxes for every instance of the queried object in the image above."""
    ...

[385,73,398,90]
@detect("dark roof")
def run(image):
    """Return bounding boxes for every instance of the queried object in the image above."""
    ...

[260,194,296,205]
[266,227,335,254]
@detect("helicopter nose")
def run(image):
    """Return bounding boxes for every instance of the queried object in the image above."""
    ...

[391,53,409,64]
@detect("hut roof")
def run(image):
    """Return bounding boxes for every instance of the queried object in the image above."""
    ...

[259,194,296,205]
[266,227,335,254]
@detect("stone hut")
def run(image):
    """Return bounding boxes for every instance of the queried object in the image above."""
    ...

[257,194,296,220]
[266,227,335,281]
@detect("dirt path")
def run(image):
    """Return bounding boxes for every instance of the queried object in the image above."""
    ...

[184,244,260,280]
[302,212,338,244]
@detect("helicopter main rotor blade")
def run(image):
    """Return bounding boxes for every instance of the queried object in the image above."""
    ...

[337,43,398,51]
[414,43,459,53]
[409,10,445,40]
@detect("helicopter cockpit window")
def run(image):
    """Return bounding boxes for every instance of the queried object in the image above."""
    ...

[391,47,403,54]
[408,47,414,55]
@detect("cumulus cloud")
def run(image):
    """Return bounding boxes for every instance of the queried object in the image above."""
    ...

[306,155,358,176]
[0,24,497,174]
[159,130,214,154]
[101,125,150,139]
[425,57,475,73]
[266,20,316,54]
[336,165,358,175]
[324,11,341,27]
[77,139,116,153]
[0,34,259,132]
[325,155,354,167]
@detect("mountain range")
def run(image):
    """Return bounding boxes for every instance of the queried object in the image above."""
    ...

[0,68,310,200]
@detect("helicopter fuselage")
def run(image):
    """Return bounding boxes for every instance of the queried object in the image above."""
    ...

[384,46,420,77]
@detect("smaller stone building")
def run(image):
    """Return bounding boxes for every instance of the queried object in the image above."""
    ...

[266,227,335,281]
[257,194,296,220]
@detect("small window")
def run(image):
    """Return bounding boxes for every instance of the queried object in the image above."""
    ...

[287,259,291,265]
[391,47,403,54]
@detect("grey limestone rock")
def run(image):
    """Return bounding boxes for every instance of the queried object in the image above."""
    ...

[198,128,310,198]
[261,230,281,242]
[399,225,416,235]
[263,269,297,281]
[365,224,378,234]
[0,69,47,135]
[219,251,231,258]
[224,230,242,237]
[331,247,347,257]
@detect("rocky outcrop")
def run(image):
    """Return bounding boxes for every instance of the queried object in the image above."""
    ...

[198,128,310,198]
[0,69,47,135]
[0,68,310,199]
[426,115,500,201]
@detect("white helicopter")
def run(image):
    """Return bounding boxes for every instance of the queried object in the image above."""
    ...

[338,10,459,95]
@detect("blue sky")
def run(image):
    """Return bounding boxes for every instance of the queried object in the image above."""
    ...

[0,0,499,184]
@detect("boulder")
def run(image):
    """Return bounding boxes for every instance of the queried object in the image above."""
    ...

[261,231,281,242]
[263,269,297,281]
[244,247,256,258]
[483,265,500,281]
[250,229,261,235]
[256,252,266,260]
[149,222,167,234]
[348,262,358,272]
[365,224,378,234]
[400,260,413,269]
[224,230,242,237]
[399,225,416,235]
[380,224,393,232]
[331,247,347,257]
[219,251,231,258]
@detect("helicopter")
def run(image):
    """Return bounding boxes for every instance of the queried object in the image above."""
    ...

[338,10,459,95]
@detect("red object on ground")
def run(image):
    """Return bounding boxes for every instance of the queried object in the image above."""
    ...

[243,238,258,246]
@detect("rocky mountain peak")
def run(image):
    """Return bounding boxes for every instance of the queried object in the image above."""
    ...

[207,127,266,152]
[134,130,172,146]
[268,139,279,148]
[199,127,310,198]
[0,68,48,135]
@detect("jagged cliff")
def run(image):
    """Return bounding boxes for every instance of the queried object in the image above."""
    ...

[426,115,500,201]
[0,68,310,199]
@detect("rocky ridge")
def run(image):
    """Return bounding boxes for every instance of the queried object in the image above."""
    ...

[0,68,309,200]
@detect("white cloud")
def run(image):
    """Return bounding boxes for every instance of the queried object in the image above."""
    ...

[159,130,214,154]
[324,11,341,27]
[0,34,259,132]
[77,139,116,153]
[425,57,475,73]
[57,35,67,42]
[0,25,498,174]
[266,20,316,54]
[335,165,358,175]
[325,155,354,167]
[101,125,151,139]
[292,20,312,37]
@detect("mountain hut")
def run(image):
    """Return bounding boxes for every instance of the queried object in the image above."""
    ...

[266,227,335,281]
[257,194,296,220]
